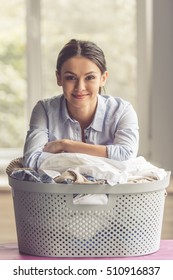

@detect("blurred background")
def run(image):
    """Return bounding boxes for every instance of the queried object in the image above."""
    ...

[0,0,172,243]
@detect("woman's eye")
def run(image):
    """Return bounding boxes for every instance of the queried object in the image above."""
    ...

[65,75,76,80]
[86,75,95,80]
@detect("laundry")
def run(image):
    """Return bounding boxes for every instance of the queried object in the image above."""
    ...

[127,175,158,183]
[38,153,168,205]
[54,169,97,184]
[46,168,108,205]
[8,153,168,205]
[53,169,107,184]
[38,152,168,185]
[9,165,108,205]
[38,152,128,185]
[72,193,108,205]
[10,168,54,183]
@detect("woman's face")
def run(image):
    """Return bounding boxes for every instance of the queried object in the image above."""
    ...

[56,56,108,111]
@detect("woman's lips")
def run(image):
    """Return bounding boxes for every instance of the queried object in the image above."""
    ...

[72,93,89,99]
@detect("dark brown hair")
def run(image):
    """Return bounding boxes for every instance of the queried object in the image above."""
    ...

[56,39,107,74]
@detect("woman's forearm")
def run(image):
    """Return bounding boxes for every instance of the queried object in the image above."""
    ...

[64,139,108,157]
[43,139,108,158]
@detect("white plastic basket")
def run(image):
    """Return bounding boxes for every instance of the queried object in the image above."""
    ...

[9,172,171,257]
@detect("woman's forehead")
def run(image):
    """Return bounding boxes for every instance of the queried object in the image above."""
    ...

[60,56,101,75]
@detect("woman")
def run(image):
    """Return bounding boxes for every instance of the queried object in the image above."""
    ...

[23,39,139,169]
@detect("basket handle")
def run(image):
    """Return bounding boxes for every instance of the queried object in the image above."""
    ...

[65,194,116,211]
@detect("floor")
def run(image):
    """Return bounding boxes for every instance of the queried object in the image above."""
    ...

[0,178,173,243]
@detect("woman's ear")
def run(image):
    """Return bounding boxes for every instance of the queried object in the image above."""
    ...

[56,70,62,86]
[100,71,108,87]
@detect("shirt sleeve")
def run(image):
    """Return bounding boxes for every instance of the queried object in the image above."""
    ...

[23,101,49,169]
[106,103,139,161]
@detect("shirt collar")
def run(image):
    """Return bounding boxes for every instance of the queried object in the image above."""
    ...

[61,95,77,124]
[61,94,106,131]
[90,95,106,132]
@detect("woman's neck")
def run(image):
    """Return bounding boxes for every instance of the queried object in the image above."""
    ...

[66,100,97,129]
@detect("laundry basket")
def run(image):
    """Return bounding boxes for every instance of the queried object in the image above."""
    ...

[7,162,171,258]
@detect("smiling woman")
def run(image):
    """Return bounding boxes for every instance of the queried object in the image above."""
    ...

[23,39,139,170]
[56,57,108,117]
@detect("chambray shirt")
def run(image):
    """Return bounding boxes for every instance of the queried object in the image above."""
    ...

[23,94,139,169]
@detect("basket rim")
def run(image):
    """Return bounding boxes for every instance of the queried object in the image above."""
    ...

[8,171,171,195]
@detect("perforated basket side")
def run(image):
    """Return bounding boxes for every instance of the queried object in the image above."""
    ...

[12,188,166,257]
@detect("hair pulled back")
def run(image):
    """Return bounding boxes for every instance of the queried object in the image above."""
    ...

[56,39,107,74]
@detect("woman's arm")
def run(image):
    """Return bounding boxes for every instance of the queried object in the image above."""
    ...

[23,101,49,169]
[43,103,139,161]
[43,139,108,157]
[24,97,139,168]
[106,103,139,160]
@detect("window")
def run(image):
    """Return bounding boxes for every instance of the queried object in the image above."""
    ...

[0,0,26,149]
[0,0,26,184]
[0,0,137,184]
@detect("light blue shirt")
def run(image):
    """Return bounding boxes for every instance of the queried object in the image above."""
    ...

[23,94,139,169]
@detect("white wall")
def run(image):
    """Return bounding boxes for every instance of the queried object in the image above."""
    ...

[150,0,173,171]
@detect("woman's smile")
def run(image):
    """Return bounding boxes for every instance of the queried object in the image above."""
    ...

[72,91,90,99]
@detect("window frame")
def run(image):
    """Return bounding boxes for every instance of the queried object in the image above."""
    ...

[137,0,153,158]
[26,0,42,122]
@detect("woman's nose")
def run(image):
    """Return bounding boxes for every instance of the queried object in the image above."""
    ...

[75,79,86,92]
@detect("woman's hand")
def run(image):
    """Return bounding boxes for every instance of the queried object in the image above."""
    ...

[43,139,107,158]
[43,139,66,153]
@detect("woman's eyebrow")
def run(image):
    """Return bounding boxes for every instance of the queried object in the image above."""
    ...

[84,71,98,76]
[64,71,76,75]
[64,70,98,76]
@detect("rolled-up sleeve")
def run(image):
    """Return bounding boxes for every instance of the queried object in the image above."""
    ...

[106,104,139,161]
